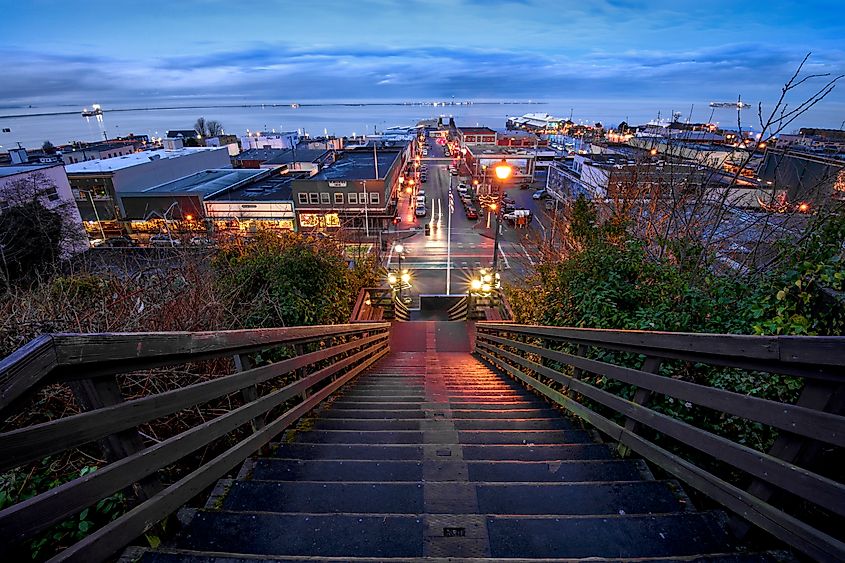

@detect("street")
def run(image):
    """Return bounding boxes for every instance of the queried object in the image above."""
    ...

[386,143,549,303]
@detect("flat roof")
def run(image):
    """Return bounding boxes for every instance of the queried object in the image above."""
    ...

[208,173,306,202]
[132,169,268,198]
[65,147,224,173]
[0,163,60,178]
[266,148,329,165]
[236,148,287,162]
[468,144,537,156]
[459,127,497,135]
[312,149,401,181]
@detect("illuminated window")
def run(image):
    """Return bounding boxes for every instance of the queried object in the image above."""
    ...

[325,213,340,227]
[309,193,319,204]
[320,192,330,204]
[369,192,379,204]
[298,193,308,204]
[348,193,358,204]
[334,192,344,204]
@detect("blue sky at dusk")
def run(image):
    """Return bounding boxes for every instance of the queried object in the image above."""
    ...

[1,0,843,110]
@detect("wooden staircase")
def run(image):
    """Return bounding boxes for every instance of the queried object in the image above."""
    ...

[131,323,779,562]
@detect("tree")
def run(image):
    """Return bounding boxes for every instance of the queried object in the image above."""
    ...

[41,141,56,154]
[194,117,208,137]
[0,173,86,288]
[206,120,224,137]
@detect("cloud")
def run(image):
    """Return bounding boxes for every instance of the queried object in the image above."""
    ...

[0,41,842,107]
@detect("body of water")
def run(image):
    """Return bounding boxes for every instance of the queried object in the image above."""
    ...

[1,98,841,150]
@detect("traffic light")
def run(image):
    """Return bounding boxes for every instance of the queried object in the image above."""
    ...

[424,224,430,236]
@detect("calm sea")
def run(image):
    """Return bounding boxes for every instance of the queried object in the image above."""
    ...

[1,98,841,150]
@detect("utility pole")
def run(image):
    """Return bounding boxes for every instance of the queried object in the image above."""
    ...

[446,181,453,295]
[362,180,369,238]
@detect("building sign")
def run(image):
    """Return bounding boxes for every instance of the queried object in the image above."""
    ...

[299,213,341,228]
[328,181,347,188]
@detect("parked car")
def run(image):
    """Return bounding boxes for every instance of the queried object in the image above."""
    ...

[415,204,427,217]
[417,189,425,197]
[519,182,532,190]
[149,234,181,246]
[545,199,556,210]
[421,175,428,183]
[189,236,215,247]
[456,184,468,194]
[465,207,479,220]
[416,195,426,205]
[103,236,139,248]
[532,189,547,200]
[502,195,516,205]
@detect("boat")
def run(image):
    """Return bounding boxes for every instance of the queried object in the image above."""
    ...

[81,104,103,117]
[709,101,751,109]
[290,103,300,109]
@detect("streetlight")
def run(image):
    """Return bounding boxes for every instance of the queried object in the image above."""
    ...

[387,272,398,286]
[491,160,512,273]
[394,242,404,274]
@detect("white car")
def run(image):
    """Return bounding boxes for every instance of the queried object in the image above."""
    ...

[417,189,425,197]
[415,204,427,217]
[532,189,547,200]
[456,184,468,194]
[416,195,426,205]
[504,209,532,221]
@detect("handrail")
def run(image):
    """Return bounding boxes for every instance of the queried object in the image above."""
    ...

[0,322,389,562]
[349,288,394,322]
[475,323,845,562]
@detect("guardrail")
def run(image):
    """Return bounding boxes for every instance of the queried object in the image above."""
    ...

[349,287,395,322]
[475,323,845,562]
[0,323,390,562]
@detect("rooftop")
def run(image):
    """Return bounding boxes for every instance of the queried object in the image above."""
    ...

[133,169,268,198]
[467,144,537,156]
[312,149,401,181]
[209,173,308,202]
[65,147,225,174]
[459,126,497,135]
[0,163,60,178]
[235,148,288,162]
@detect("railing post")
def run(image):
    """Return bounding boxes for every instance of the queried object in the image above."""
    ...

[617,355,662,458]
[729,378,845,538]
[233,353,265,432]
[294,343,311,401]
[571,344,589,380]
[70,376,164,501]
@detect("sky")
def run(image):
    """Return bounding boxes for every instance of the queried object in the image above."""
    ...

[1,0,843,118]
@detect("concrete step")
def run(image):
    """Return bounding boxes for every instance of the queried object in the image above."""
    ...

[274,443,425,460]
[462,444,616,461]
[221,481,424,513]
[319,409,427,419]
[252,459,424,482]
[310,417,576,431]
[139,547,787,563]
[173,511,424,558]
[287,429,592,445]
[168,510,737,560]
[450,409,560,419]
[486,512,735,559]
[220,480,685,516]
[250,459,651,483]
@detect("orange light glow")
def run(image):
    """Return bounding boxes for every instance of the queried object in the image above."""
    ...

[489,203,498,211]
[649,148,658,156]
[798,202,810,213]
[494,160,512,180]
[185,214,194,221]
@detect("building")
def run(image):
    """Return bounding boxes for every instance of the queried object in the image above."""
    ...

[66,147,232,227]
[758,149,845,206]
[291,145,408,232]
[240,131,300,151]
[496,130,547,148]
[506,113,568,132]
[235,146,331,172]
[0,163,88,254]
[117,168,299,233]
[457,126,497,147]
[60,141,139,165]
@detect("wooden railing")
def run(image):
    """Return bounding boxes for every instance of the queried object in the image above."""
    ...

[349,287,395,322]
[0,323,390,563]
[475,323,845,562]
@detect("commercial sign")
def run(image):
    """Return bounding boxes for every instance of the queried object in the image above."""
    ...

[328,181,347,188]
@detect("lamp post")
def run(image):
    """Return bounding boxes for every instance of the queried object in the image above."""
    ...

[491,159,512,273]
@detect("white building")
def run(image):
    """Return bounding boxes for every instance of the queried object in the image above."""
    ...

[65,147,232,222]
[0,163,88,255]
[240,131,300,151]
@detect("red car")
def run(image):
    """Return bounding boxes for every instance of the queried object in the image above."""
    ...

[465,207,479,220]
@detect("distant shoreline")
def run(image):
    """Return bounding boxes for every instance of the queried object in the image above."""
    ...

[0,101,546,120]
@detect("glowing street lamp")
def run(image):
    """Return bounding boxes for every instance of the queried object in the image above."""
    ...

[470,279,482,291]
[401,271,411,285]
[387,273,398,285]
[494,159,513,180]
